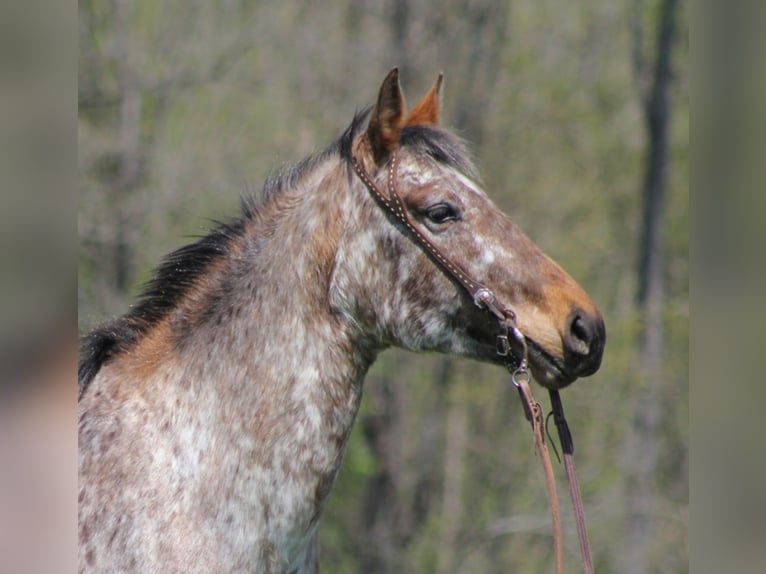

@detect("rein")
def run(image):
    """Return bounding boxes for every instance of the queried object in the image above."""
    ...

[352,152,594,574]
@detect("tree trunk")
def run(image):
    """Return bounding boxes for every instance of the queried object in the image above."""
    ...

[360,376,402,574]
[623,0,678,572]
[436,382,468,574]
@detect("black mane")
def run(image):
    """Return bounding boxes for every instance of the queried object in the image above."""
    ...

[78,212,251,400]
[79,110,477,400]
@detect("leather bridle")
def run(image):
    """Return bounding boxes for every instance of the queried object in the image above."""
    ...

[352,151,595,574]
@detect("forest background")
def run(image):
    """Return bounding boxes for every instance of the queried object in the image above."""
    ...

[78,1,688,572]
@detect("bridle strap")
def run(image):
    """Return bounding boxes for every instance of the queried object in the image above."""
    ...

[550,389,595,574]
[352,151,592,574]
[513,369,565,574]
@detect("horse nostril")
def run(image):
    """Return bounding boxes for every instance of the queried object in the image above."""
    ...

[564,309,606,377]
[569,316,592,355]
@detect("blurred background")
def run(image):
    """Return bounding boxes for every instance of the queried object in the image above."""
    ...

[78,0,688,572]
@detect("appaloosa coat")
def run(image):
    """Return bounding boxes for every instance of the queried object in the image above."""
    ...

[79,69,604,573]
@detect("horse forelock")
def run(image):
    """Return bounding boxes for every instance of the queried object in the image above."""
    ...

[398,125,480,182]
[337,107,479,181]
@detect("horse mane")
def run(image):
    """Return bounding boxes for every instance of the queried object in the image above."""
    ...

[78,109,477,400]
[77,211,252,399]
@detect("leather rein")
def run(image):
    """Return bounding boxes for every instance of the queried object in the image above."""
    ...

[352,151,594,574]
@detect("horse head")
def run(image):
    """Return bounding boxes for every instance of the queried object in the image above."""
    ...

[333,69,605,388]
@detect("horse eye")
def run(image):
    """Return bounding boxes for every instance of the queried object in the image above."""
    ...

[426,203,459,224]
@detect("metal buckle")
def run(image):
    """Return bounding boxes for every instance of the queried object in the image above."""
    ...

[473,288,494,309]
[496,334,510,356]
[511,364,530,387]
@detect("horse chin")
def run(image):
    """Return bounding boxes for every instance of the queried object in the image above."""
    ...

[525,340,577,390]
[528,363,576,390]
[463,329,577,390]
[458,312,578,389]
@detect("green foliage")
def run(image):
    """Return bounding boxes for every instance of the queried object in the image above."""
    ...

[79,0,688,571]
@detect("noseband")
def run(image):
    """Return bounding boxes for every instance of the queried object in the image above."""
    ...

[352,151,594,574]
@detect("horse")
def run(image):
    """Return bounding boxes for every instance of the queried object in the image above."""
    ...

[78,69,605,573]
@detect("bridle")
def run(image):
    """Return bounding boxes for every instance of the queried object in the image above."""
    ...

[352,150,595,574]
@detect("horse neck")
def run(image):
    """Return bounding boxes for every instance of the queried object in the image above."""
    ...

[116,158,378,457]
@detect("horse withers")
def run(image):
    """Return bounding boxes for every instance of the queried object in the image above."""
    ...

[79,69,605,573]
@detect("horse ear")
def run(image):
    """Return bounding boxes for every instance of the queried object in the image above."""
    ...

[367,68,406,164]
[405,73,443,126]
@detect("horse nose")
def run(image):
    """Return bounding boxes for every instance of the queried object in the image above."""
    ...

[563,309,606,377]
